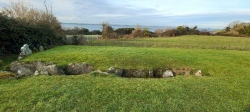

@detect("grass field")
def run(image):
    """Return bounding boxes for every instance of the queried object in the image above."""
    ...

[0,35,250,111]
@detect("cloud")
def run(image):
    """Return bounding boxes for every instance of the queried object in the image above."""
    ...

[1,0,250,29]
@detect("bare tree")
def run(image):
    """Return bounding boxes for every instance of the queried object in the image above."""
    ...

[1,0,61,30]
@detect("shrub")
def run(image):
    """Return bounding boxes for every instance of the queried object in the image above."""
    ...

[115,28,135,37]
[0,1,64,54]
[101,23,117,39]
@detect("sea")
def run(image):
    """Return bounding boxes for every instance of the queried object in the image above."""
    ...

[61,23,172,32]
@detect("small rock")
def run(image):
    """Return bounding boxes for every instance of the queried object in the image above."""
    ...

[162,70,174,78]
[34,70,39,75]
[39,46,44,52]
[195,70,202,76]
[107,67,116,74]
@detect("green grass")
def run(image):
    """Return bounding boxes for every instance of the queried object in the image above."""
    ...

[91,35,250,51]
[1,35,250,111]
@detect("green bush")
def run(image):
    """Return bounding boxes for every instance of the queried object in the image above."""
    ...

[0,14,63,54]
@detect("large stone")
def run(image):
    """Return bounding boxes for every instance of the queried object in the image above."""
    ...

[18,44,32,60]
[162,70,174,78]
[114,68,123,77]
[154,69,164,78]
[17,66,34,77]
[122,69,131,77]
[132,70,147,78]
[43,65,65,75]
[67,62,94,75]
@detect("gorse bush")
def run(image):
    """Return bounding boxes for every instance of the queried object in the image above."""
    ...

[0,1,64,54]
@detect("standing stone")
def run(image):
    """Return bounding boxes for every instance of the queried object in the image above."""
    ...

[162,70,174,78]
[18,44,32,60]
[195,70,202,76]
[39,46,44,52]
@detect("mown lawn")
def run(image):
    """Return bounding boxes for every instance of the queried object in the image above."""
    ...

[0,35,250,111]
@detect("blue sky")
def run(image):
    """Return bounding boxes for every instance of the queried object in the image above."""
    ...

[1,0,250,29]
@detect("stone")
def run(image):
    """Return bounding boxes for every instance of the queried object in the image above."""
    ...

[107,67,116,74]
[162,70,174,78]
[67,62,94,75]
[18,44,32,60]
[132,70,147,78]
[39,46,44,52]
[114,68,123,76]
[122,69,131,77]
[45,65,65,75]
[17,66,34,77]
[154,69,164,78]
[195,70,202,76]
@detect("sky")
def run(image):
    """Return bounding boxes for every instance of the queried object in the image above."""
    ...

[0,0,250,29]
